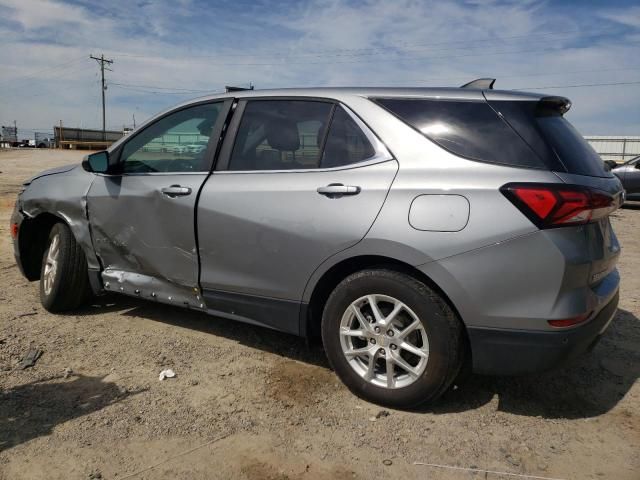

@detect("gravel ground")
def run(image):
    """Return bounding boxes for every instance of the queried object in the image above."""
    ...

[1,149,639,480]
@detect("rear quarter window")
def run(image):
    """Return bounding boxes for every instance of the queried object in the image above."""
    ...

[487,99,610,178]
[373,98,546,169]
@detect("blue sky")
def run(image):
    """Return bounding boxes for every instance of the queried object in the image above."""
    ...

[0,0,639,137]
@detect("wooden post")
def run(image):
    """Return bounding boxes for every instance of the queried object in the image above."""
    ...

[58,120,64,149]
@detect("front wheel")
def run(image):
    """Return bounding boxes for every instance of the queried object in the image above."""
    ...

[39,222,92,312]
[321,269,464,408]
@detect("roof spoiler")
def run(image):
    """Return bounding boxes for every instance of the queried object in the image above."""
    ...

[460,78,495,90]
[537,96,572,115]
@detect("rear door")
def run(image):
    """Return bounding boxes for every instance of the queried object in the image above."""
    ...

[87,100,231,299]
[197,98,398,333]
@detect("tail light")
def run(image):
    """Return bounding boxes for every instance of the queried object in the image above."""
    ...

[10,223,19,239]
[548,312,591,328]
[501,183,618,228]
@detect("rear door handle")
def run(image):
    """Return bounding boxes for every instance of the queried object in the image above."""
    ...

[161,185,192,197]
[317,183,361,198]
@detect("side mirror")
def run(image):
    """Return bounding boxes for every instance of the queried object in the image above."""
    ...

[635,162,640,170]
[82,151,110,173]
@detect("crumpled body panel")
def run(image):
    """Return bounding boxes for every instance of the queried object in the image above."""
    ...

[19,165,100,270]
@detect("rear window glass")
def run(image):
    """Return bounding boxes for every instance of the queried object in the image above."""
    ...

[487,100,610,178]
[321,107,375,168]
[229,100,333,171]
[536,115,608,177]
[373,98,545,169]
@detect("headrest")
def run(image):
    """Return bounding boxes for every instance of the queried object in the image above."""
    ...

[265,118,300,151]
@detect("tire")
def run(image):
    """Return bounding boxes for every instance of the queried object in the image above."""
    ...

[39,222,92,312]
[321,269,463,409]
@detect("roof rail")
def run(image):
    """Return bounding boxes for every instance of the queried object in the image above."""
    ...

[460,78,496,90]
[225,85,255,93]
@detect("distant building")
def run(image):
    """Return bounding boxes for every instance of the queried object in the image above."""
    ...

[585,136,640,164]
[54,126,124,149]
[1,125,18,146]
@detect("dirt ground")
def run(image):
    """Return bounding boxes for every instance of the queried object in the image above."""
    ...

[0,148,638,480]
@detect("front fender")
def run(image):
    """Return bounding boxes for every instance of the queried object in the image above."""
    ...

[19,165,100,271]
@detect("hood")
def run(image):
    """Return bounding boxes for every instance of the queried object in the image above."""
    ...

[23,163,78,185]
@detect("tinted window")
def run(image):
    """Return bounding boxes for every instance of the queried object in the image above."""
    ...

[487,100,610,178]
[536,116,607,177]
[121,102,221,173]
[373,98,545,169]
[229,100,333,171]
[321,107,375,168]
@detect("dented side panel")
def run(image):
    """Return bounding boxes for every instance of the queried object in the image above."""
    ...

[86,173,207,290]
[19,165,100,270]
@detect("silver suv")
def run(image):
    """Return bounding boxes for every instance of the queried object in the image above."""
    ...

[11,80,623,408]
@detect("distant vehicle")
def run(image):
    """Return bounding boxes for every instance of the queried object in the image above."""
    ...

[187,141,208,154]
[37,138,54,148]
[612,155,640,201]
[11,82,623,408]
[173,144,189,154]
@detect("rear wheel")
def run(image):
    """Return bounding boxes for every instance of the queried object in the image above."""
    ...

[39,222,92,312]
[321,269,463,408]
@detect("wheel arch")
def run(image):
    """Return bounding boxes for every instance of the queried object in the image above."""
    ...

[17,212,66,280]
[303,254,468,343]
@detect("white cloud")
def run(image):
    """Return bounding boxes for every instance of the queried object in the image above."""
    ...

[0,0,93,30]
[0,0,638,135]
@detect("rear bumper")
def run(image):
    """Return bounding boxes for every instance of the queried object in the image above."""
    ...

[467,290,619,375]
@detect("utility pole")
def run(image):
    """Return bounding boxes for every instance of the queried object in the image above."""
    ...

[90,54,114,141]
[13,120,17,143]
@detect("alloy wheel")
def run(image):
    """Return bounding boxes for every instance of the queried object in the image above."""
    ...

[339,294,429,389]
[42,234,60,296]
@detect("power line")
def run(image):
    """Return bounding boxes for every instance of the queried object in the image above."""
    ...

[0,31,583,91]
[0,62,92,98]
[403,66,640,84]
[108,66,640,95]
[109,27,617,61]
[0,56,87,88]
[106,40,640,68]
[513,80,640,90]
[110,82,213,93]
[109,84,213,95]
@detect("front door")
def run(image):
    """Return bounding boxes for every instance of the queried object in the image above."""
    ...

[87,100,230,304]
[197,99,398,333]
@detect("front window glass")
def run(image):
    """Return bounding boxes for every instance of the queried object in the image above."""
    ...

[120,102,222,173]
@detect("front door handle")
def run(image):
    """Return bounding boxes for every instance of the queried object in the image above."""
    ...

[317,183,361,198]
[161,185,192,197]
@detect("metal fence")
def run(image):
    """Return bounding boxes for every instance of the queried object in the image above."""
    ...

[585,136,640,164]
